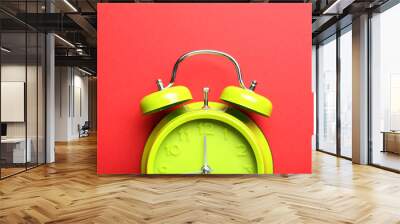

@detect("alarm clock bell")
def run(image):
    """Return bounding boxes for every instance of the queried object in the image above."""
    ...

[139,49,272,117]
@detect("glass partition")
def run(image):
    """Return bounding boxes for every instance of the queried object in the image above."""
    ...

[27,30,38,169]
[1,30,28,177]
[38,32,46,165]
[0,1,46,179]
[26,0,46,169]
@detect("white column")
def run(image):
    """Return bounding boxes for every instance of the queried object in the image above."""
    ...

[46,32,55,163]
[352,14,369,164]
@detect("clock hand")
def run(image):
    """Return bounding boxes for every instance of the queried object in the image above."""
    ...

[203,135,208,167]
[201,135,211,174]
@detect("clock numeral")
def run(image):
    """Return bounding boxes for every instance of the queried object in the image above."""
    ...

[165,145,182,157]
[197,122,214,136]
[223,127,229,140]
[236,144,247,157]
[177,129,189,142]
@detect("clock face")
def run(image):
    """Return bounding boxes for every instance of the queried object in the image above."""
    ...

[151,119,258,174]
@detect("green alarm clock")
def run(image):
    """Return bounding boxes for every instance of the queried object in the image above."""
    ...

[140,50,273,174]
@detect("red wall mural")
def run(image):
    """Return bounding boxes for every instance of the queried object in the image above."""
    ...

[98,3,312,174]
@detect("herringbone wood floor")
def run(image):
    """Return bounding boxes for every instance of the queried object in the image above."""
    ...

[1,135,400,224]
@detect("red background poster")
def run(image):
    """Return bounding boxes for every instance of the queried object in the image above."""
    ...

[98,3,312,174]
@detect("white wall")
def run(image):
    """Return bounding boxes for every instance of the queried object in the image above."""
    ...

[1,65,41,138]
[1,65,28,141]
[72,73,89,138]
[55,67,69,141]
[55,67,89,141]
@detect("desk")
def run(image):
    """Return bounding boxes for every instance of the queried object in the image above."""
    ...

[1,138,31,163]
[382,131,400,154]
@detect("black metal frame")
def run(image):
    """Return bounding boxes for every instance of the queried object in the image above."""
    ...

[0,17,2,179]
[0,0,48,180]
[336,28,341,159]
[315,44,319,151]
[367,11,373,166]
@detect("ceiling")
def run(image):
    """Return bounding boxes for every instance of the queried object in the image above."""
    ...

[0,0,393,74]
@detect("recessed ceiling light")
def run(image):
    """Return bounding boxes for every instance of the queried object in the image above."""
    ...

[77,67,94,76]
[54,34,75,48]
[1,47,11,53]
[63,0,78,12]
[323,0,355,15]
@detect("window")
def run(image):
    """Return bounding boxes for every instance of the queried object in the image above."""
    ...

[316,26,353,158]
[371,3,400,171]
[312,46,317,150]
[339,28,352,158]
[317,35,337,154]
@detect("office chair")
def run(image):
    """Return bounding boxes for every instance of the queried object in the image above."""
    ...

[79,121,90,138]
